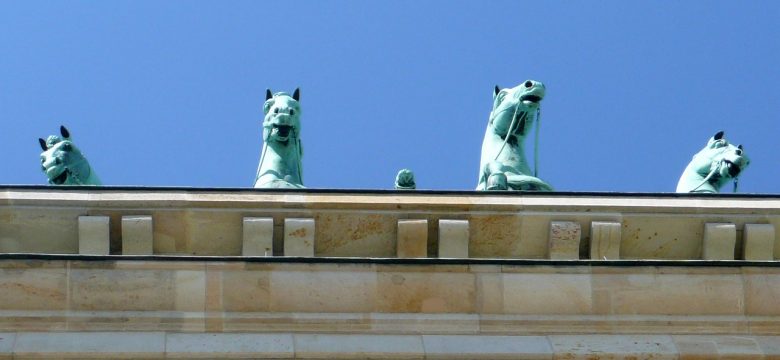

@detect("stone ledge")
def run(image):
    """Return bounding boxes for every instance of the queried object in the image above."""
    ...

[1,332,780,359]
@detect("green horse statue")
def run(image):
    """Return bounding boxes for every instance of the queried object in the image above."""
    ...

[477,81,553,191]
[676,131,749,193]
[38,126,101,185]
[254,88,305,188]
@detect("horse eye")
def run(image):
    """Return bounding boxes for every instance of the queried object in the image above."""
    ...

[274,108,279,114]
[290,109,295,116]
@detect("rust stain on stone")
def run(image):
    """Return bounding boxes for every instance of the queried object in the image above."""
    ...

[289,228,307,238]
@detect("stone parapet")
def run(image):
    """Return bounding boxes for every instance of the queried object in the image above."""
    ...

[1,187,778,260]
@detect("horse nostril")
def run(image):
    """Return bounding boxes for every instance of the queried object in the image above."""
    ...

[524,81,533,88]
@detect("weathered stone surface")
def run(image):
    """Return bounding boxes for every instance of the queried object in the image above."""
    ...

[502,273,592,314]
[744,267,780,316]
[438,220,468,258]
[0,333,13,359]
[376,270,475,313]
[121,216,153,255]
[0,264,68,311]
[68,267,205,312]
[469,215,528,258]
[548,221,581,259]
[78,216,109,255]
[621,215,704,260]
[242,217,273,256]
[397,220,428,258]
[294,334,424,359]
[703,223,736,260]
[590,221,621,260]
[13,331,165,358]
[316,213,397,257]
[269,268,376,313]
[673,335,765,359]
[743,224,775,260]
[166,333,294,358]
[284,218,314,257]
[423,335,552,359]
[549,334,678,360]
[591,267,744,315]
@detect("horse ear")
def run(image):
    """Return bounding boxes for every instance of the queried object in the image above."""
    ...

[265,89,273,101]
[494,85,500,97]
[60,126,70,139]
[738,144,743,150]
[713,131,724,140]
[38,138,48,151]
[292,88,300,101]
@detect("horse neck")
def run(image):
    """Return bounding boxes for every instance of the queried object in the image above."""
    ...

[482,120,531,170]
[677,158,721,193]
[258,140,301,179]
[71,158,101,185]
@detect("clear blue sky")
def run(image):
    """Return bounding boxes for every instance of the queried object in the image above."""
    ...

[1,1,778,192]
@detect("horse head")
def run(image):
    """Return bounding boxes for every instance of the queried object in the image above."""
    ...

[39,126,100,185]
[489,80,546,141]
[263,88,301,144]
[677,131,749,193]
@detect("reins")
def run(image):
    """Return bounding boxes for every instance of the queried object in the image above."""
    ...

[254,126,303,185]
[491,101,543,178]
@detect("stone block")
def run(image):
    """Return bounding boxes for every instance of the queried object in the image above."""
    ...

[502,273,592,314]
[549,335,678,359]
[743,224,775,260]
[78,216,110,255]
[377,271,475,313]
[0,266,68,310]
[242,217,274,256]
[743,268,780,316]
[438,220,469,258]
[673,335,764,359]
[0,333,13,359]
[315,213,397,257]
[69,267,205,312]
[590,221,621,260]
[548,221,581,260]
[269,269,376,313]
[166,333,294,358]
[397,219,428,258]
[284,218,315,257]
[621,215,704,260]
[703,223,736,260]
[591,269,744,315]
[121,215,153,255]
[422,335,552,360]
[469,215,529,258]
[13,331,165,357]
[294,334,424,359]
[222,269,272,312]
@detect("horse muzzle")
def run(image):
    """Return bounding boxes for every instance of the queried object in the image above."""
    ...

[269,124,295,141]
